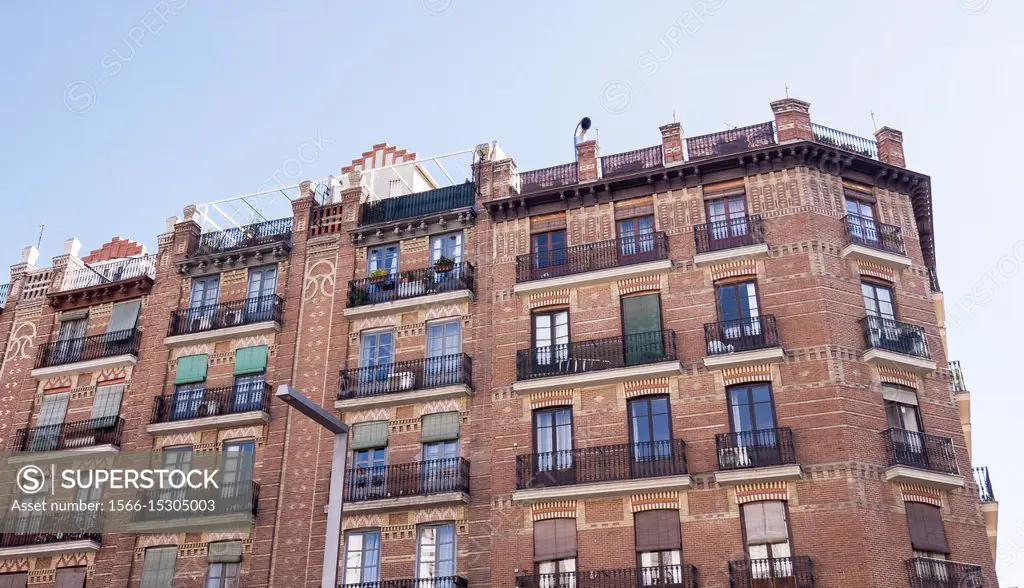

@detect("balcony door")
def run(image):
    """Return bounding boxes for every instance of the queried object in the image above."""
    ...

[845,197,878,244]
[30,392,69,452]
[245,265,277,322]
[359,331,395,394]
[715,281,762,351]
[534,408,574,486]
[532,230,567,274]
[343,530,381,586]
[886,394,927,465]
[422,439,459,494]
[617,215,655,258]
[367,245,399,301]
[622,294,664,365]
[160,447,193,502]
[862,282,900,349]
[706,196,748,244]
[188,275,220,328]
[532,310,569,375]
[417,523,456,583]
[742,501,793,580]
[352,447,387,500]
[726,384,779,468]
[55,318,86,364]
[628,396,673,476]
[426,320,461,387]
[221,440,255,506]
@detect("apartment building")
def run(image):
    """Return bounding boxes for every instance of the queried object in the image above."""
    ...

[0,97,1000,587]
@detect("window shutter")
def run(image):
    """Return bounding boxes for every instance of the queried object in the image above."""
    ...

[634,509,681,552]
[54,567,86,588]
[37,393,70,427]
[906,503,950,554]
[174,355,209,385]
[234,346,268,376]
[882,385,919,406]
[90,384,125,421]
[743,501,789,544]
[703,178,746,197]
[208,540,243,563]
[0,573,28,588]
[141,546,177,588]
[420,412,460,443]
[533,518,577,562]
[106,300,141,334]
[351,421,389,450]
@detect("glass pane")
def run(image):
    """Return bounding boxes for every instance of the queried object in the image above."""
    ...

[717,286,740,322]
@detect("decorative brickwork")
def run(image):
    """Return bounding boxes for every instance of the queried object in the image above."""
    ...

[735,481,790,504]
[630,492,680,512]
[900,484,943,507]
[532,501,578,521]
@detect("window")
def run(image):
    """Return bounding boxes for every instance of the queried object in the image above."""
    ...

[417,523,456,579]
[430,233,464,265]
[532,310,569,369]
[532,230,567,270]
[160,447,192,501]
[628,396,672,462]
[351,421,389,500]
[204,563,240,588]
[742,502,792,577]
[245,266,278,321]
[90,383,125,427]
[232,346,268,412]
[55,568,87,588]
[716,281,760,323]
[634,510,682,586]
[388,179,404,198]
[358,331,395,392]
[343,530,381,585]
[534,408,573,475]
[706,195,748,242]
[426,320,461,386]
[172,354,209,420]
[221,441,255,502]
[30,392,69,451]
[861,282,895,320]
[368,245,399,276]
[845,194,878,244]
[617,215,655,256]
[725,383,779,468]
[106,299,141,339]
[622,294,664,364]
[534,518,577,586]
[55,318,87,363]
[141,546,178,588]
[905,503,950,555]
[0,573,28,588]
[190,276,220,310]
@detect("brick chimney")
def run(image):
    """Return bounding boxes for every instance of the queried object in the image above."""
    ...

[770,98,813,143]
[875,127,906,167]
[576,139,600,182]
[660,122,684,165]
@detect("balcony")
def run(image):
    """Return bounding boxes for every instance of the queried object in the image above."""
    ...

[344,263,475,318]
[180,218,293,276]
[343,577,468,588]
[728,556,815,588]
[949,360,967,392]
[840,214,911,269]
[342,458,470,513]
[812,123,879,159]
[714,428,801,486]
[49,255,157,311]
[126,481,259,532]
[860,316,936,374]
[693,214,769,266]
[905,558,984,588]
[147,381,272,434]
[516,565,699,588]
[703,315,783,370]
[165,295,283,345]
[359,182,476,226]
[0,512,102,558]
[974,467,995,502]
[512,330,682,393]
[882,428,962,490]
[10,417,124,462]
[512,440,690,503]
[513,233,671,294]
[520,162,579,193]
[336,354,472,411]
[600,145,664,178]
[686,122,776,161]
[32,329,140,378]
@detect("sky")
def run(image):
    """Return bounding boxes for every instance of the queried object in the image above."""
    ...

[2,0,1023,582]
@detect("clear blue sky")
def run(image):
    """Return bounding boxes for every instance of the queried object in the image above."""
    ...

[3,0,1023,582]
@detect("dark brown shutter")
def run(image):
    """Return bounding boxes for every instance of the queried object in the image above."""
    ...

[0,572,29,588]
[634,509,681,552]
[906,503,950,554]
[534,518,578,562]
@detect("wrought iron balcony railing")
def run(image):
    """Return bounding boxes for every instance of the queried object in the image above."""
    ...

[516,330,678,381]
[515,439,688,490]
[520,162,578,193]
[358,182,475,226]
[133,481,260,522]
[192,217,293,257]
[64,254,157,291]
[843,213,906,255]
[151,381,272,424]
[686,121,776,160]
[704,315,779,356]
[0,511,103,548]
[812,123,879,159]
[949,360,967,392]
[12,417,124,452]
[516,565,699,588]
[342,577,468,588]
[339,354,472,400]
[515,233,669,283]
[883,428,959,475]
[344,458,470,503]
[906,558,984,588]
[35,329,141,369]
[600,145,663,178]
[694,214,766,254]
[974,467,995,502]
[348,263,475,308]
[861,315,930,359]
[728,557,815,588]
[167,295,283,336]
[715,428,796,471]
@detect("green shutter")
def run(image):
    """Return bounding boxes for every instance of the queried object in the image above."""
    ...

[234,346,268,375]
[174,354,209,385]
[351,421,389,450]
[420,411,460,443]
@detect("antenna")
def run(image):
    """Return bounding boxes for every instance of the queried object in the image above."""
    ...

[785,82,790,98]
[672,109,677,123]
[870,110,879,132]
[36,225,44,250]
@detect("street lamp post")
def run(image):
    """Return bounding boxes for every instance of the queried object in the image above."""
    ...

[275,385,349,588]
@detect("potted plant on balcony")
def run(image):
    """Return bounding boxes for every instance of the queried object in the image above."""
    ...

[433,256,456,274]
[368,268,393,290]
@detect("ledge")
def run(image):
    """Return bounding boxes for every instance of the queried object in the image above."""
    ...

[862,348,936,375]
[0,539,100,559]
[343,289,474,319]
[884,465,963,490]
[512,259,673,295]
[512,360,684,394]
[693,243,770,268]
[31,354,137,379]
[164,321,280,347]
[7,444,120,465]
[342,491,469,514]
[124,512,255,534]
[703,347,785,370]
[146,411,270,435]
[714,464,803,486]
[511,474,692,504]
[840,243,912,270]
[335,384,471,412]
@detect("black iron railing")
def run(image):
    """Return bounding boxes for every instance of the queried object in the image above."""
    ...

[728,557,815,588]
[515,439,688,490]
[0,283,8,309]
[0,511,103,548]
[193,217,293,256]
[686,122,776,160]
[928,267,941,293]
[348,263,475,308]
[134,481,259,522]
[600,145,664,178]
[65,254,157,291]
[516,565,699,588]
[694,214,766,254]
[151,382,272,424]
[35,329,141,369]
[883,428,959,475]
[339,354,472,400]
[344,458,470,502]
[520,162,579,193]
[906,558,984,588]
[167,295,283,336]
[949,361,967,392]
[12,417,124,452]
[516,330,677,381]
[812,123,879,159]
[515,233,669,282]
[715,428,796,470]
[704,315,779,355]
[861,315,930,359]
[843,213,906,255]
[359,182,475,226]
[974,467,995,502]
[342,577,469,588]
